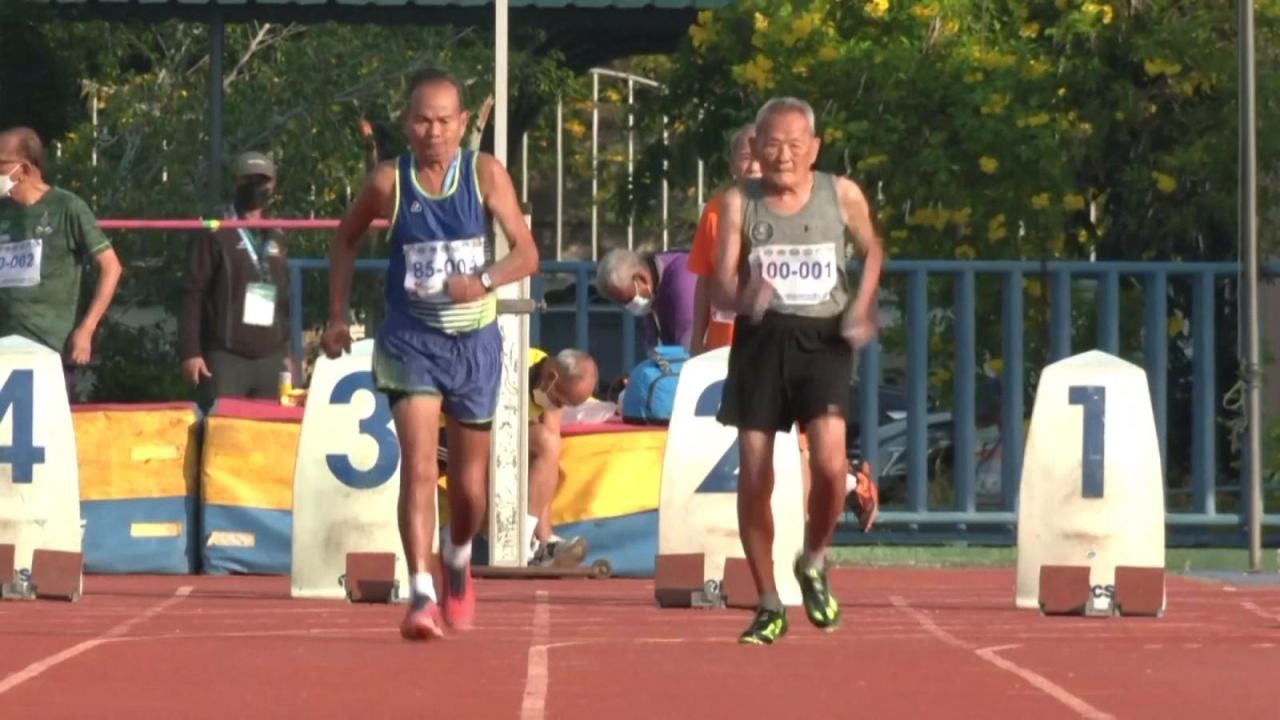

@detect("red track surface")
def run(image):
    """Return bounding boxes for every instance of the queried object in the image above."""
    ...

[1,568,1276,719]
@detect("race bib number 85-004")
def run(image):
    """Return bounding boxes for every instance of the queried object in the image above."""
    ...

[403,237,485,299]
[0,239,43,288]
[750,242,837,306]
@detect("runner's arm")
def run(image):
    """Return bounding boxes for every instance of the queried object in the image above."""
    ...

[709,186,745,312]
[328,161,395,324]
[836,176,885,318]
[478,153,539,288]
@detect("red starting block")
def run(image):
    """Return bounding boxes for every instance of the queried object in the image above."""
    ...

[342,552,399,604]
[30,549,82,602]
[1039,564,1166,618]
[721,557,758,610]
[1038,565,1093,616]
[0,544,13,583]
[1114,566,1165,617]
[654,553,722,608]
[0,544,23,600]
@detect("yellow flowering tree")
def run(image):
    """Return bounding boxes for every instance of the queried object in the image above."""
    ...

[664,0,1280,263]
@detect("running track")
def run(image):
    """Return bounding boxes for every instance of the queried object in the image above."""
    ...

[1,568,1276,718]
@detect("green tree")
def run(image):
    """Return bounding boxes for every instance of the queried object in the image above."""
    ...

[25,19,575,401]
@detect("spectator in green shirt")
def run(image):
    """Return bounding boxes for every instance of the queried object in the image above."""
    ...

[0,127,122,387]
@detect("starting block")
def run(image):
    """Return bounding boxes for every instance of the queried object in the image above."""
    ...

[340,552,399,603]
[721,557,760,610]
[1113,566,1165,617]
[656,347,804,608]
[0,543,29,600]
[1038,564,1164,618]
[654,553,723,608]
[1015,350,1166,616]
[30,549,82,601]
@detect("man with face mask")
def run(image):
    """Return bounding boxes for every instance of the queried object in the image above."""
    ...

[436,346,599,568]
[594,247,697,356]
[0,126,123,391]
[179,152,292,411]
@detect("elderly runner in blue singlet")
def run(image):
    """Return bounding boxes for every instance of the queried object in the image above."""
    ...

[322,69,539,641]
[711,97,885,646]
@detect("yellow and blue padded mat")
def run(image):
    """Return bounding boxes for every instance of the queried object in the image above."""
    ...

[74,402,201,574]
[440,421,666,576]
[200,398,303,575]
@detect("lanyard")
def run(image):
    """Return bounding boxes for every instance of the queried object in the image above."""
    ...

[236,227,273,281]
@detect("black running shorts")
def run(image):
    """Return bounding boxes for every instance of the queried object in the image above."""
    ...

[716,312,853,433]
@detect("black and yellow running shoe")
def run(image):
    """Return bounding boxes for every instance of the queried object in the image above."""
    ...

[738,606,788,645]
[794,556,841,630]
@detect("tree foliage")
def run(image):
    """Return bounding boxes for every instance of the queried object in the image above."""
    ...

[655,0,1280,262]
[11,17,575,400]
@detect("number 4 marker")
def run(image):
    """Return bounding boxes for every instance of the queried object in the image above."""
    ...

[0,369,46,483]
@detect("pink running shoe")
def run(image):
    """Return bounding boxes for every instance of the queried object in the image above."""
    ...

[440,560,476,630]
[400,602,445,641]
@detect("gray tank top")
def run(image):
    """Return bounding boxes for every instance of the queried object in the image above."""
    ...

[738,171,850,318]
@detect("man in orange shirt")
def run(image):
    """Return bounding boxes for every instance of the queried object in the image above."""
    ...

[688,123,878,535]
[688,124,758,355]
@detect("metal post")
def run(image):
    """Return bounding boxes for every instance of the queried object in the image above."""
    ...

[627,77,634,250]
[207,12,225,209]
[555,96,563,261]
[591,72,599,260]
[661,115,669,251]
[1239,0,1264,573]
[487,0,531,568]
[521,131,529,204]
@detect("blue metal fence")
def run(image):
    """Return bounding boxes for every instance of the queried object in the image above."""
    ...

[287,257,1280,547]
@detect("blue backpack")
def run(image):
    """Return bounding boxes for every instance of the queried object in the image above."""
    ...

[621,345,689,425]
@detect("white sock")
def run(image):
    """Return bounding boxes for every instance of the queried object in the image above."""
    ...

[443,535,472,570]
[846,472,859,495]
[526,513,540,554]
[803,551,826,570]
[410,572,436,603]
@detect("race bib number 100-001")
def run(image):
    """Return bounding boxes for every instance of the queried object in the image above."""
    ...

[751,243,837,306]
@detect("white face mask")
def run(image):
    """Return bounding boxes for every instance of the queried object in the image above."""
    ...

[625,282,652,316]
[0,167,17,200]
[532,388,557,411]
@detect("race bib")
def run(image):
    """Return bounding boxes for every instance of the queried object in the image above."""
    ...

[750,243,838,306]
[403,238,485,299]
[0,238,42,288]
[243,282,277,327]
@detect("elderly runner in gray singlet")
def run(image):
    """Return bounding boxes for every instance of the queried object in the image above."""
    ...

[709,96,885,646]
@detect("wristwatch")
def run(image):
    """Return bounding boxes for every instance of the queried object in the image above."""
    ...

[478,271,494,292]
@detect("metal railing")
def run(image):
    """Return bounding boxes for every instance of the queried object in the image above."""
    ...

[287,257,1280,547]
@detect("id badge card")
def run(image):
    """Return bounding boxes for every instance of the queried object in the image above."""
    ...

[243,282,278,327]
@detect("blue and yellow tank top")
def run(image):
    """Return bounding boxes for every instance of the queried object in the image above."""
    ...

[384,149,497,333]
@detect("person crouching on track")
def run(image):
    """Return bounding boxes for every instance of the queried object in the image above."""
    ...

[322,68,539,641]
[709,97,885,645]
[437,347,599,568]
